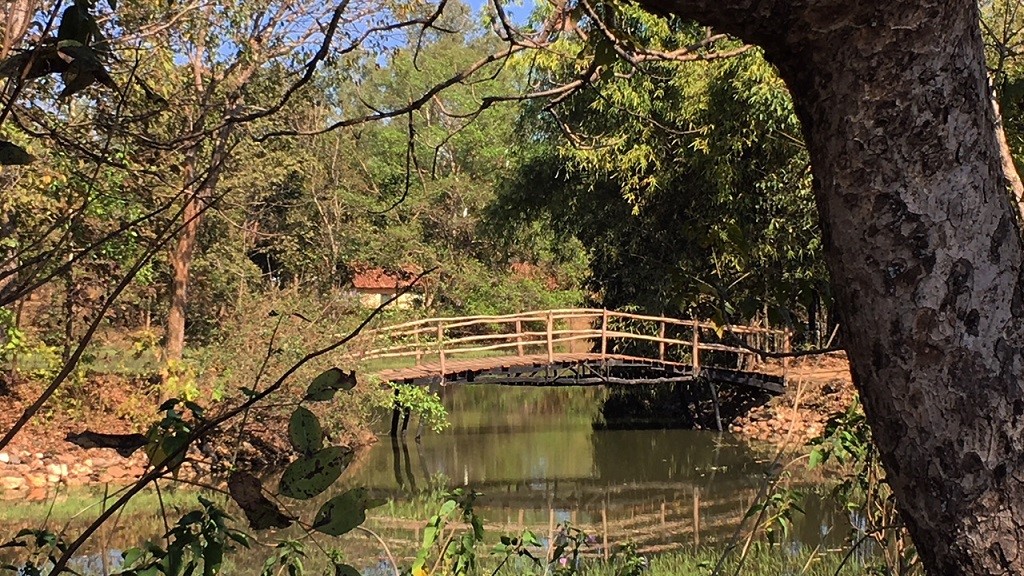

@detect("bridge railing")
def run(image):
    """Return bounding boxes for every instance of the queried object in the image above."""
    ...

[350,308,791,379]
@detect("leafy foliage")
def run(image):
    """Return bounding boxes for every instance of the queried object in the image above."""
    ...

[494,7,826,330]
[809,400,921,575]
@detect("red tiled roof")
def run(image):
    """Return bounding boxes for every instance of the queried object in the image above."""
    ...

[351,268,416,290]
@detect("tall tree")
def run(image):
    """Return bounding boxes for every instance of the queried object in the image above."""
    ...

[615,0,1024,573]
[496,28,823,327]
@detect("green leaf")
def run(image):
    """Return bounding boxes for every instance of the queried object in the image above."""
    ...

[121,548,143,567]
[145,430,188,472]
[57,4,91,44]
[0,141,34,165]
[333,563,360,576]
[439,499,457,517]
[312,488,372,536]
[288,407,323,455]
[305,368,356,401]
[808,448,823,469]
[202,540,223,576]
[278,446,353,500]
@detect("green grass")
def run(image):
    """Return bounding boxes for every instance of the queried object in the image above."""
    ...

[487,544,869,576]
[0,485,204,525]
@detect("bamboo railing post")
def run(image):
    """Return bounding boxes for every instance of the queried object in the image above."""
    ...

[691,323,701,374]
[658,320,666,361]
[546,311,554,362]
[437,322,445,376]
[600,310,608,361]
[414,330,422,366]
[782,329,792,383]
[515,319,524,357]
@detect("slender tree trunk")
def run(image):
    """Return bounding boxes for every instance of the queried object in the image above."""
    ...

[1,0,37,59]
[165,155,201,361]
[994,96,1024,217]
[61,255,73,364]
[164,124,234,361]
[633,0,1024,573]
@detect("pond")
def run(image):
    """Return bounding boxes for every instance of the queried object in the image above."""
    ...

[345,385,845,561]
[1,385,852,574]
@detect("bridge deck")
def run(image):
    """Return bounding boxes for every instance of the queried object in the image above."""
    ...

[375,352,785,393]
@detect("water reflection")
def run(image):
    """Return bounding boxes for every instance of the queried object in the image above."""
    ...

[349,386,844,555]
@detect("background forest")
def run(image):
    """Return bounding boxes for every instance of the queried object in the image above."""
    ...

[0,0,1023,431]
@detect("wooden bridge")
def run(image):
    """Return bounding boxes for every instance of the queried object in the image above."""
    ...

[352,308,790,395]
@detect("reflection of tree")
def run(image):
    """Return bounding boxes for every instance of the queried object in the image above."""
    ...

[589,430,765,491]
[598,382,772,430]
[440,386,605,431]
[390,437,424,492]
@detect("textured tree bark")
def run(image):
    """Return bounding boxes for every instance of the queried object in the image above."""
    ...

[165,159,200,362]
[633,0,1024,573]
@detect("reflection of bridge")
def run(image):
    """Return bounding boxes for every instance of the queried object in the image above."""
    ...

[356,308,791,390]
[346,435,837,561]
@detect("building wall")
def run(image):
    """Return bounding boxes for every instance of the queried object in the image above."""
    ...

[354,289,421,310]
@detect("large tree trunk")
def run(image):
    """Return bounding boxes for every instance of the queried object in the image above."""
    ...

[636,0,1024,573]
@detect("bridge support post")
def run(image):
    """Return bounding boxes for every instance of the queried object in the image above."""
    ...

[389,388,401,437]
[708,380,723,432]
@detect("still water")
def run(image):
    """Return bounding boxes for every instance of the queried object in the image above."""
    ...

[343,386,845,558]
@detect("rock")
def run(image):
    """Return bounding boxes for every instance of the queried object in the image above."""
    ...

[27,474,47,488]
[0,452,9,464]
[27,487,48,501]
[0,476,25,490]
[45,463,68,477]
[106,465,129,479]
[33,453,44,461]
[45,474,61,484]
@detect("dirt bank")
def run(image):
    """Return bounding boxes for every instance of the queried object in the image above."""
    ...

[0,375,375,501]
[731,353,855,445]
